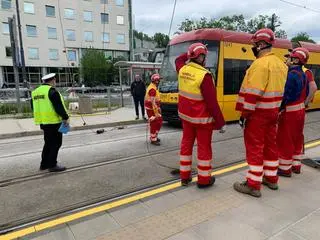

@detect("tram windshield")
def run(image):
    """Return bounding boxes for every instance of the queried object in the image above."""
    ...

[159,40,219,93]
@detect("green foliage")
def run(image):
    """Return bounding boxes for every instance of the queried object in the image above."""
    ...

[80,49,113,87]
[178,14,288,39]
[291,32,316,43]
[153,32,170,48]
[134,30,169,48]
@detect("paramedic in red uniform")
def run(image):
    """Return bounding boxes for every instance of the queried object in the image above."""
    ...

[278,48,310,176]
[233,28,287,197]
[175,43,226,189]
[144,73,163,146]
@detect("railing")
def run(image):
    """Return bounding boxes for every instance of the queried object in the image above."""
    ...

[0,86,134,119]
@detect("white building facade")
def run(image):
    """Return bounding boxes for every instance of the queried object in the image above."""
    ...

[0,0,130,87]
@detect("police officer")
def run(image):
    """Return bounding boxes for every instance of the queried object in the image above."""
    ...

[32,73,68,172]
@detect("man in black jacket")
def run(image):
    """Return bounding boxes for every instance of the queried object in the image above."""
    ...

[131,74,146,120]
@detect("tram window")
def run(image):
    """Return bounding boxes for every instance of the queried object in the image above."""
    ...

[224,59,252,95]
[305,64,320,89]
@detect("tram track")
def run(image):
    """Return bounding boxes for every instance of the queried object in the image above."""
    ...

[1,118,320,188]
[1,137,320,234]
[0,134,245,188]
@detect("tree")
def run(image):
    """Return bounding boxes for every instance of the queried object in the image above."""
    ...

[291,32,316,43]
[80,49,113,87]
[153,32,170,48]
[178,13,287,39]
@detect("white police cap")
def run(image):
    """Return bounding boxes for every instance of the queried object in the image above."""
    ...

[41,73,56,81]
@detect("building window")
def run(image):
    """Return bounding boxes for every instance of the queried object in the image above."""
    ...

[66,29,76,41]
[26,25,37,37]
[64,8,75,19]
[67,50,76,61]
[45,5,55,17]
[101,0,107,3]
[1,0,11,9]
[223,59,253,95]
[117,15,124,25]
[84,31,93,42]
[83,11,92,22]
[116,0,124,6]
[5,46,12,57]
[2,22,9,34]
[28,48,39,59]
[102,32,110,42]
[49,49,59,60]
[104,50,112,59]
[48,27,57,39]
[116,34,125,44]
[24,2,34,14]
[101,13,109,24]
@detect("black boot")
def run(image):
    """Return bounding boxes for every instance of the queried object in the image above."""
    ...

[181,177,192,186]
[49,164,66,172]
[197,176,215,189]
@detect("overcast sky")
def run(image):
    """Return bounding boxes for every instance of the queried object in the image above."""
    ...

[133,0,320,43]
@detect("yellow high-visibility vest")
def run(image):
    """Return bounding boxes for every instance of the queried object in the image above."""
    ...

[32,85,67,125]
[178,62,214,124]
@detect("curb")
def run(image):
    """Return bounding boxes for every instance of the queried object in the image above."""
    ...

[0,119,145,140]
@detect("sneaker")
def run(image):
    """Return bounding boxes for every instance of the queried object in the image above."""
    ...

[156,138,161,143]
[197,176,216,189]
[135,116,139,120]
[143,116,147,121]
[292,167,301,174]
[49,165,66,172]
[181,177,192,186]
[277,169,292,177]
[150,141,160,146]
[233,181,261,198]
[262,177,279,190]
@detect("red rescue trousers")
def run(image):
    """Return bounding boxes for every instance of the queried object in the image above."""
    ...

[244,111,279,190]
[277,110,305,174]
[146,109,162,142]
[180,120,213,185]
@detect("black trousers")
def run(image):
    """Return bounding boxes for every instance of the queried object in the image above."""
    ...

[40,124,63,168]
[134,96,145,117]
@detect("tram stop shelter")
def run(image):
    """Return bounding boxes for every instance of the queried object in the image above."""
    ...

[114,61,162,107]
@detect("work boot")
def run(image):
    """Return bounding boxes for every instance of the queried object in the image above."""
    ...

[262,177,279,190]
[49,165,66,172]
[277,169,292,177]
[150,141,160,146]
[181,177,192,186]
[233,181,261,198]
[39,165,48,171]
[292,167,301,174]
[197,176,215,189]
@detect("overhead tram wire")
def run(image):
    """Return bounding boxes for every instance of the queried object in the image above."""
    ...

[278,0,320,13]
[56,0,105,133]
[168,0,178,37]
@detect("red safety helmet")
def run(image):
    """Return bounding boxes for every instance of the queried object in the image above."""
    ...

[251,28,275,45]
[187,43,208,59]
[151,73,161,82]
[289,47,309,64]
